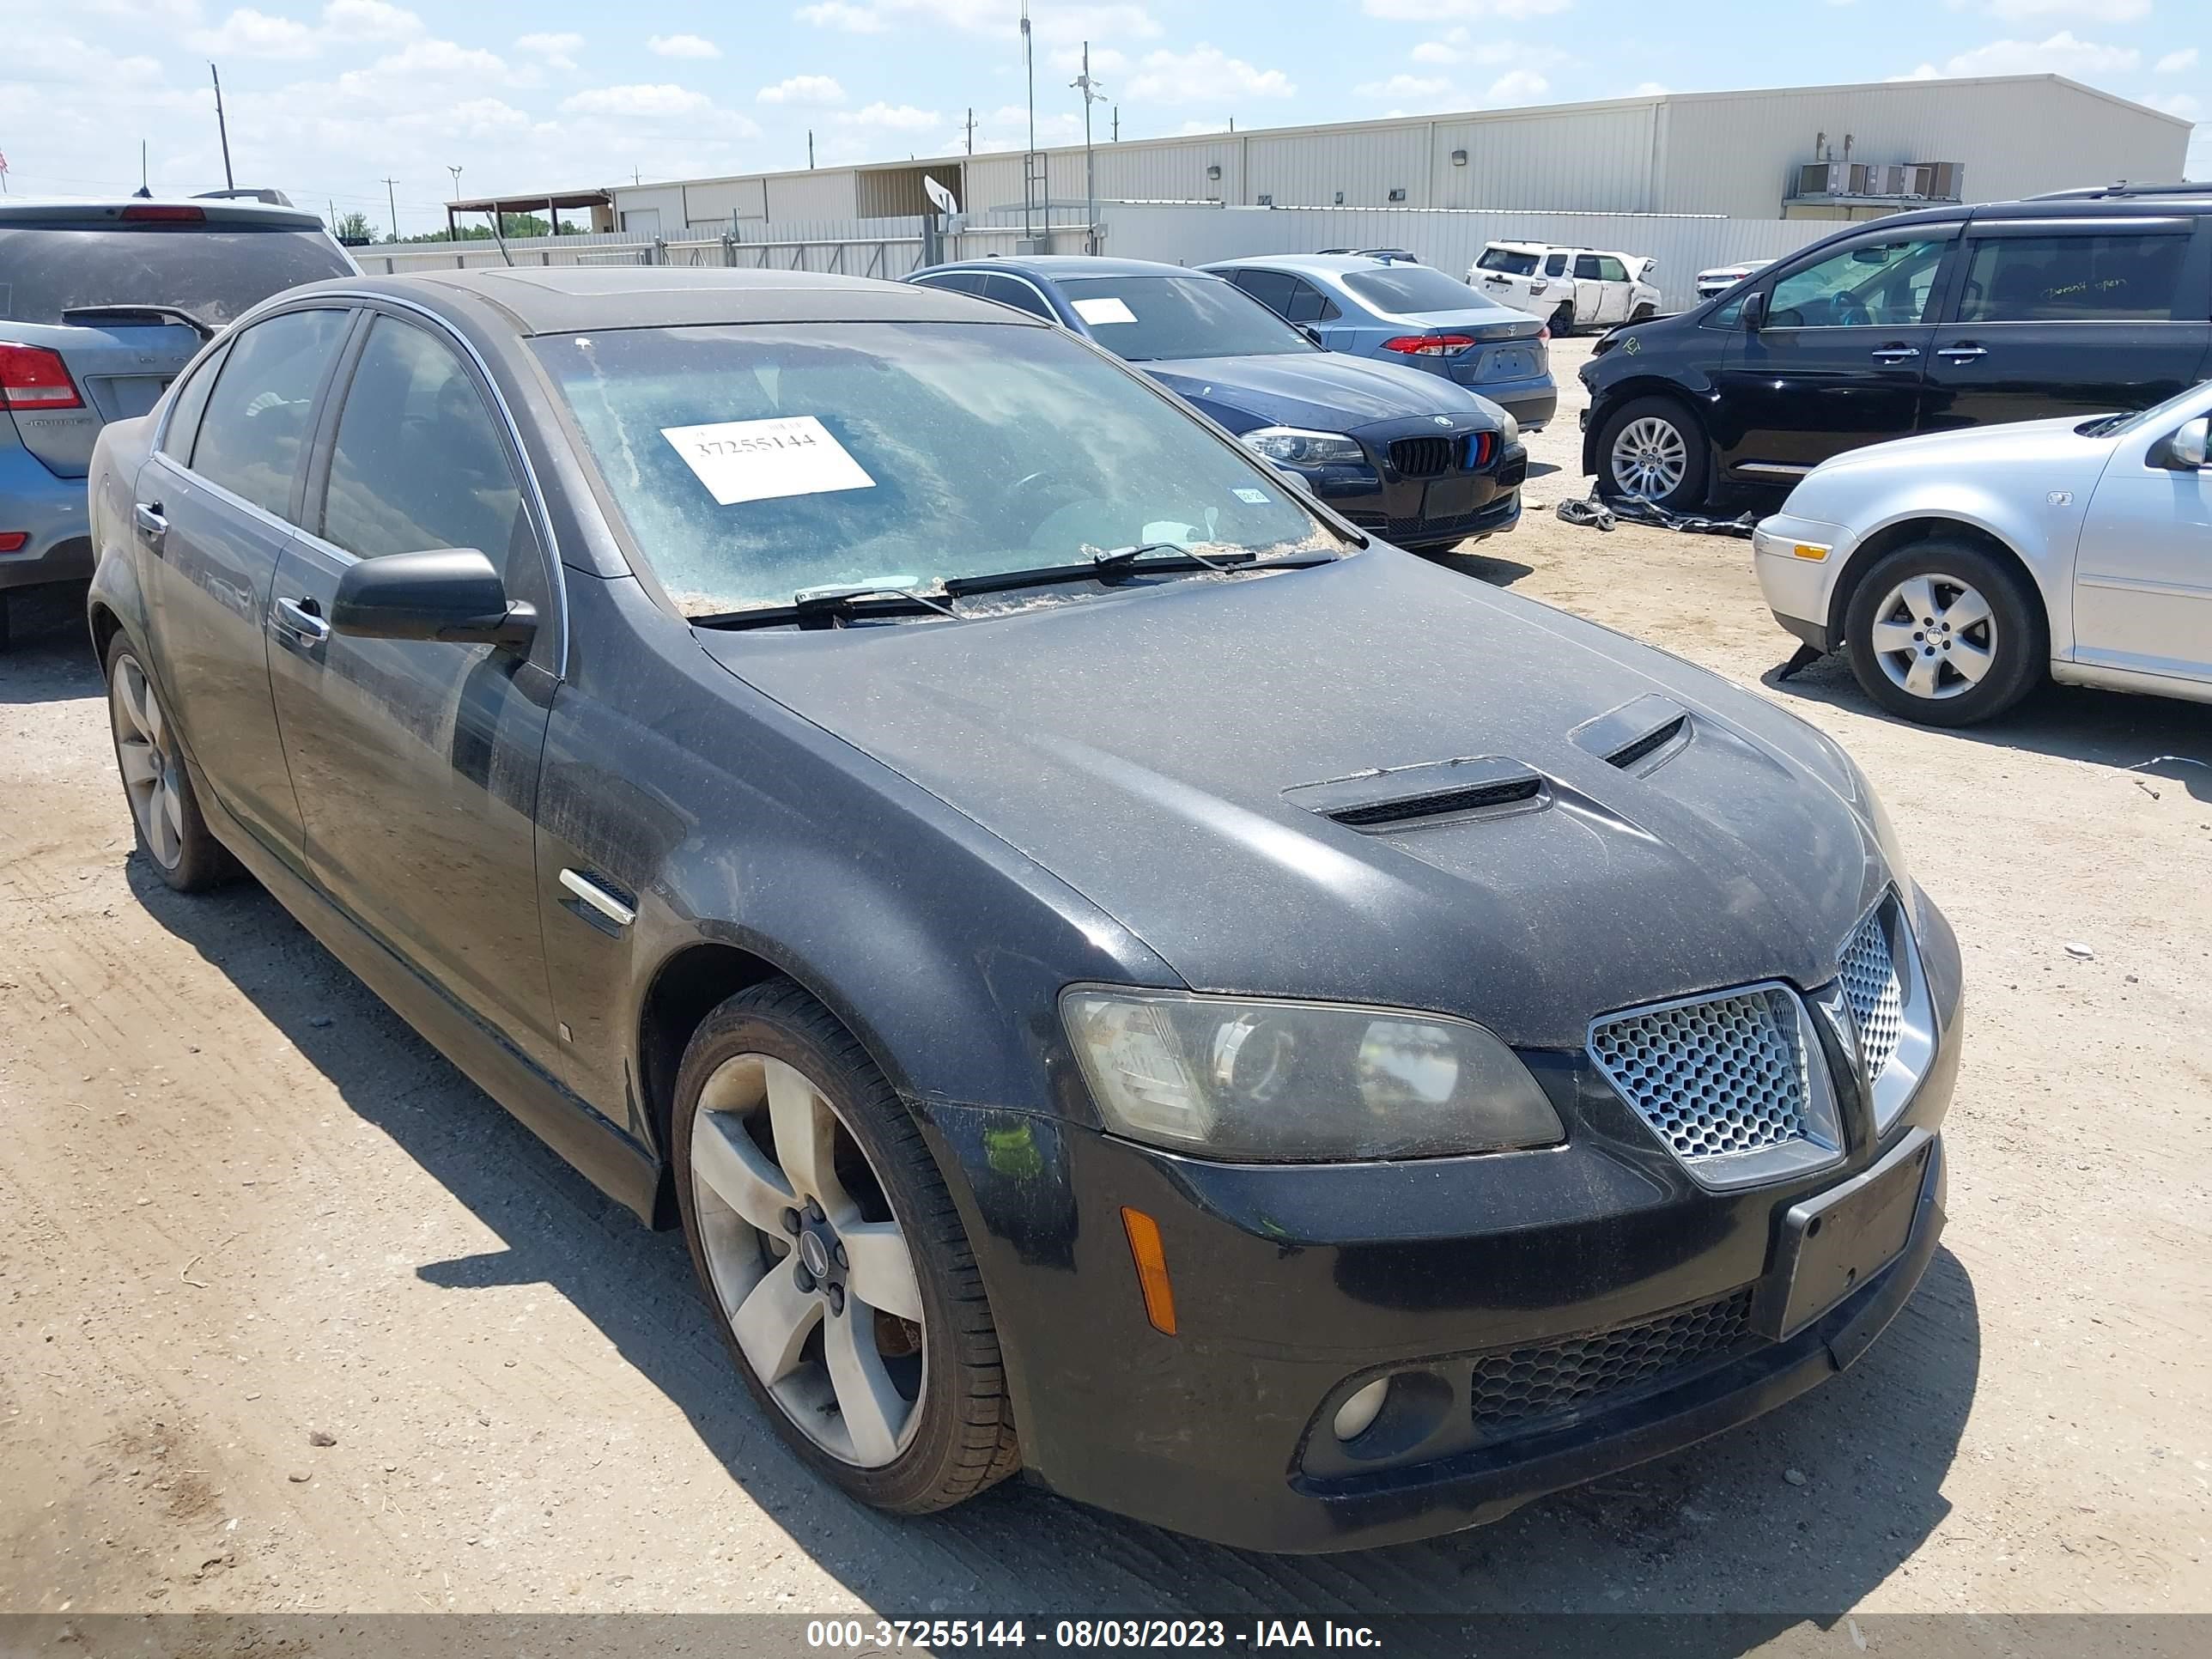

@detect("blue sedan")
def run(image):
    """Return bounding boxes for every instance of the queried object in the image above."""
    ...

[906,256,1527,552]
[1200,255,1558,432]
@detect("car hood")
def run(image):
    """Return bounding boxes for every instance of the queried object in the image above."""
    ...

[1139,351,1498,434]
[697,551,1891,1048]
[1807,414,2107,477]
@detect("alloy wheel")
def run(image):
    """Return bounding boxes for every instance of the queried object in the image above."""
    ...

[688,1052,927,1468]
[110,654,185,870]
[1868,573,1997,702]
[1608,416,1688,500]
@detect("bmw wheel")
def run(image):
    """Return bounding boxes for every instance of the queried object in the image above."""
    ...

[672,979,1019,1511]
[1844,539,2044,727]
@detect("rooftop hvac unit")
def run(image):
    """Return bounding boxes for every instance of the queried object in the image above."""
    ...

[1912,161,1965,200]
[1796,161,1843,198]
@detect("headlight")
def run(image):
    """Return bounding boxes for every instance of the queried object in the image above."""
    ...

[1498,411,1520,447]
[1061,988,1565,1162]
[1241,427,1366,468]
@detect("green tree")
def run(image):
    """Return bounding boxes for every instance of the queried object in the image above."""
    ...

[333,210,376,242]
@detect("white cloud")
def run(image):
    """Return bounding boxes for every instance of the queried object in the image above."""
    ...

[796,2,886,30]
[514,32,582,71]
[1355,73,1453,101]
[2155,47,2198,74]
[562,82,714,118]
[1127,44,1295,105]
[1629,80,1670,95]
[2146,92,2201,118]
[796,2,1160,45]
[1973,0,2148,19]
[1486,69,1550,104]
[321,0,420,38]
[1901,31,2142,80]
[648,33,721,58]
[1365,0,1572,20]
[758,74,847,105]
[191,8,318,58]
[1413,33,1560,67]
[836,101,944,130]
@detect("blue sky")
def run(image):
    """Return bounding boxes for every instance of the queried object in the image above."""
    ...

[6,1,2205,235]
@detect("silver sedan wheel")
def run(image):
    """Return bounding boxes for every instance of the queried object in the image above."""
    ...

[689,1053,927,1468]
[110,653,184,869]
[1868,573,1997,702]
[1608,416,1688,500]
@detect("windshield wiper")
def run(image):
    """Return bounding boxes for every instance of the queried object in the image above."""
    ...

[942,542,1253,599]
[692,575,963,631]
[59,303,218,342]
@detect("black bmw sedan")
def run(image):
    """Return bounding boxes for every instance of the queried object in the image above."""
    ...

[86,267,1960,1553]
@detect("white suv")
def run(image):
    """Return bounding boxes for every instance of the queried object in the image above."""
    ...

[1754,380,2212,726]
[1469,242,1661,335]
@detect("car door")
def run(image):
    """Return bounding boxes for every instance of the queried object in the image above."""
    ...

[1585,254,1634,325]
[1570,254,1609,327]
[2070,392,2212,684]
[136,304,354,863]
[1714,228,1955,481]
[264,307,564,1068]
[1920,219,2212,434]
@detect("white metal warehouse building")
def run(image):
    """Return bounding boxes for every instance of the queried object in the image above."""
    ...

[604,75,2191,237]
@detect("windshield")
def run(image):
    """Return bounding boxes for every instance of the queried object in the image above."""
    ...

[532,321,1337,616]
[0,226,354,325]
[1055,275,1315,362]
[1475,247,1539,276]
[1342,264,1507,315]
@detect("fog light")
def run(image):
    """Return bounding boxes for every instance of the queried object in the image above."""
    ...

[1333,1377,1390,1442]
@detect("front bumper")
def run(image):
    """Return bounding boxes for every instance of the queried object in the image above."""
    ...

[1753,512,1854,653]
[921,895,1964,1553]
[0,445,93,593]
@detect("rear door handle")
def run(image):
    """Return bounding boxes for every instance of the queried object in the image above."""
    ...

[273,596,330,645]
[133,501,168,550]
[1870,346,1923,363]
[1937,344,1987,361]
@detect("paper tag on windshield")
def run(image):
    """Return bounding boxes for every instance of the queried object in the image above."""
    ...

[1072,295,1136,325]
[660,416,875,507]
[1232,487,1270,504]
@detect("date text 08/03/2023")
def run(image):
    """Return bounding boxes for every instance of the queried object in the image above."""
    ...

[805,1618,1384,1650]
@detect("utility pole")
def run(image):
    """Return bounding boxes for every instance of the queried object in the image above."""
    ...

[210,63,234,190]
[381,176,399,240]
[807,131,814,169]
[1020,1,1036,237]
[1071,42,1105,254]
[963,107,975,156]
[1112,106,1119,143]
[138,139,150,198]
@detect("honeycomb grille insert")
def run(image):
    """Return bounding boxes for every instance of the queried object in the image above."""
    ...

[1469,1289,1757,1438]
[1589,988,1812,1159]
[1839,908,1905,1079]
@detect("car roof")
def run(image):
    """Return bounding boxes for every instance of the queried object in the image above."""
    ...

[295,265,1036,335]
[0,196,327,230]
[916,255,1220,282]
[1199,253,1410,276]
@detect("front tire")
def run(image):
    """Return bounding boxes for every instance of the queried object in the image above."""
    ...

[672,980,1019,1513]
[1548,304,1576,337]
[104,634,234,892]
[1844,539,2045,726]
[1595,395,1710,511]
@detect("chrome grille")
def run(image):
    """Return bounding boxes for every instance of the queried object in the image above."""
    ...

[1468,1288,1757,1440]
[1839,908,1905,1079]
[1589,987,1812,1159]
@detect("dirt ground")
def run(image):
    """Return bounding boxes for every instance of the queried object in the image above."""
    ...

[3,337,2209,1626]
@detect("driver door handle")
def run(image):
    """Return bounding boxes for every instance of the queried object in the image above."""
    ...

[1937,344,1988,361]
[1871,345,1923,363]
[133,501,168,551]
[273,595,330,645]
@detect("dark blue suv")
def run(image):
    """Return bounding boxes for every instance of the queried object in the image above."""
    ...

[908,256,1526,552]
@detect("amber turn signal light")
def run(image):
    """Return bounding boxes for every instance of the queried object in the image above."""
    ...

[1120,1206,1177,1335]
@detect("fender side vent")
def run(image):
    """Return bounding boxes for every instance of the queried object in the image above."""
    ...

[1572,695,1692,775]
[1285,756,1548,831]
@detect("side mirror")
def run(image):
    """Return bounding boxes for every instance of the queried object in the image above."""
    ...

[1740,290,1766,331]
[2164,414,2210,471]
[331,548,538,647]
[1299,324,1323,346]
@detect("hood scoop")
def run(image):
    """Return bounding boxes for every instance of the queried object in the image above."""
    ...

[1285,755,1547,832]
[1572,694,1692,775]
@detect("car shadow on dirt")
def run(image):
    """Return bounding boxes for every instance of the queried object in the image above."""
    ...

[0,582,99,705]
[1762,649,2212,804]
[127,858,1981,1643]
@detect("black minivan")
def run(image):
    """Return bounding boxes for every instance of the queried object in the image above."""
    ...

[1578,184,2212,507]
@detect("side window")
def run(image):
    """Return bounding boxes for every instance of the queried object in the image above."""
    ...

[1230,270,1296,316]
[1595,256,1630,283]
[319,317,541,605]
[913,270,985,295]
[190,307,350,520]
[1957,233,2191,323]
[981,274,1055,320]
[1282,278,1335,323]
[1572,254,1602,281]
[1544,252,1569,277]
[157,343,228,465]
[1765,236,1951,329]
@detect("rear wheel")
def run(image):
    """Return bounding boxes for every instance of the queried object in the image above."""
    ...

[1844,539,2044,726]
[1548,304,1576,337]
[1596,396,1709,511]
[672,980,1019,1512]
[104,633,234,891]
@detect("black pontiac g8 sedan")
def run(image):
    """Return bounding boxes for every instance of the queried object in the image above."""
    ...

[86,267,1960,1552]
